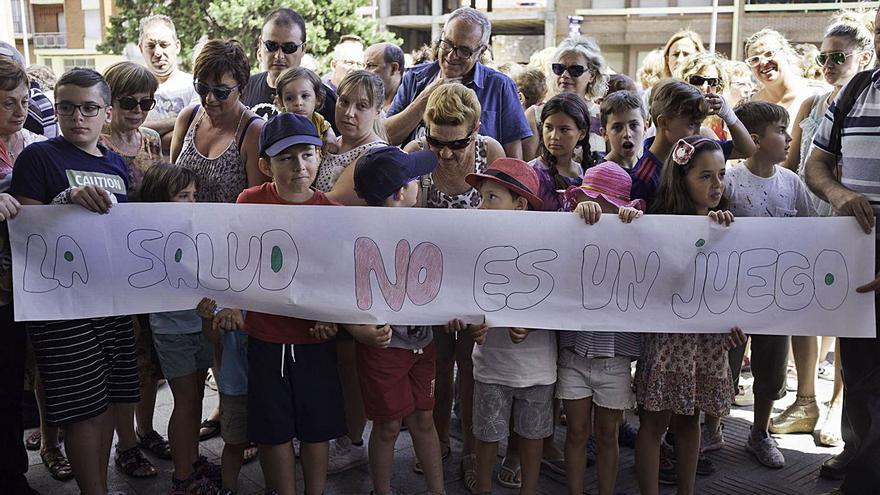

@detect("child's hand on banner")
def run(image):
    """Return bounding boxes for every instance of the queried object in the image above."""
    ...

[310,322,338,341]
[509,327,530,344]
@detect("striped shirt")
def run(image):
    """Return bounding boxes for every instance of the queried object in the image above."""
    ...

[813,69,880,239]
[559,330,641,359]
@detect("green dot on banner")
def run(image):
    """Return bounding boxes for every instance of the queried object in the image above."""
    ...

[825,273,835,286]
[271,246,283,273]
[64,251,73,262]
[695,239,705,248]
[174,248,182,263]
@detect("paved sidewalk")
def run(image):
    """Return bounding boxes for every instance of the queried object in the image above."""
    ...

[24,374,843,495]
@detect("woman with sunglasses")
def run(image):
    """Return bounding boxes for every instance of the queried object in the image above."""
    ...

[675,52,731,140]
[779,12,875,452]
[100,62,163,198]
[170,40,265,203]
[522,36,609,162]
[744,29,828,134]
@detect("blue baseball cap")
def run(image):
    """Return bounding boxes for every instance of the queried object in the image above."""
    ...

[354,146,439,206]
[260,113,323,157]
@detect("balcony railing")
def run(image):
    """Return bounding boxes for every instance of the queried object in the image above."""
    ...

[33,32,67,48]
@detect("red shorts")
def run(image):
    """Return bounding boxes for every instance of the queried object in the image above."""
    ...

[356,342,436,422]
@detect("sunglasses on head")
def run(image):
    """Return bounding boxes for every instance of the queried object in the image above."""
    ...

[425,132,474,150]
[688,75,720,88]
[194,81,239,101]
[116,96,156,112]
[745,49,777,68]
[551,63,587,78]
[816,51,854,66]
[264,39,305,55]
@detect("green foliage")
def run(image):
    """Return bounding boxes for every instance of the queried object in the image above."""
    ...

[100,0,400,72]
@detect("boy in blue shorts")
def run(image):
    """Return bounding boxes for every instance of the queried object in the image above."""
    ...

[11,68,137,495]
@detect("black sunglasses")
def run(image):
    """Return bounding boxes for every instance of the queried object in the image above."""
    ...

[551,63,587,78]
[194,81,239,101]
[425,132,474,150]
[688,75,720,88]
[116,96,156,112]
[264,39,305,55]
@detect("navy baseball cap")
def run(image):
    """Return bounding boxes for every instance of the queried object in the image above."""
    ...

[260,113,323,157]
[354,146,439,206]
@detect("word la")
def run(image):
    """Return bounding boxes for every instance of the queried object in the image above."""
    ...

[22,234,89,293]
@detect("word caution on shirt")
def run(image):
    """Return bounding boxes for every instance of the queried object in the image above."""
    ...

[8,204,876,337]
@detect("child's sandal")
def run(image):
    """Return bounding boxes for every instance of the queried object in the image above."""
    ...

[137,429,172,459]
[461,453,478,493]
[115,445,158,478]
[40,447,74,481]
[497,456,522,489]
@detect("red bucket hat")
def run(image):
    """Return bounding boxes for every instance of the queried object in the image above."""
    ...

[465,158,544,210]
[572,161,645,210]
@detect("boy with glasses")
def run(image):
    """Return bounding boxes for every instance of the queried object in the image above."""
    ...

[11,68,138,495]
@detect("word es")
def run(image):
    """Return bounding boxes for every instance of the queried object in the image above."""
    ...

[354,237,443,311]
[473,245,557,312]
[127,229,298,292]
[672,248,848,318]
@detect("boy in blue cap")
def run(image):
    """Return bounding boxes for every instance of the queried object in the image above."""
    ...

[348,146,485,495]
[235,113,345,495]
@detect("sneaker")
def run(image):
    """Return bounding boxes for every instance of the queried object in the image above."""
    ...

[169,475,219,495]
[206,369,218,391]
[658,441,677,485]
[817,361,834,381]
[746,430,785,468]
[734,376,755,407]
[192,455,222,485]
[618,421,639,449]
[701,422,725,452]
[327,437,367,474]
[696,453,716,475]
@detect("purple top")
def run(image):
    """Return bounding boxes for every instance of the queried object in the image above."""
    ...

[528,157,582,212]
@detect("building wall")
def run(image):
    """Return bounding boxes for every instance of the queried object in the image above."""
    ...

[64,0,84,49]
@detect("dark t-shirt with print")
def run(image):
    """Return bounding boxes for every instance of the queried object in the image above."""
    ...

[241,71,338,133]
[11,136,129,203]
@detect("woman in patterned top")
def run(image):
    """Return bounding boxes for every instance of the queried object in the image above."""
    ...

[100,62,164,198]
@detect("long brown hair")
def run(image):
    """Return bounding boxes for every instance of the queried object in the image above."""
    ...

[539,92,594,190]
[651,136,727,214]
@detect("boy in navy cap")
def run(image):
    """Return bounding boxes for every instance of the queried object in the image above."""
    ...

[348,146,478,495]
[235,113,346,495]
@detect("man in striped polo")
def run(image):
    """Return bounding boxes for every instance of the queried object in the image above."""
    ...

[805,8,880,494]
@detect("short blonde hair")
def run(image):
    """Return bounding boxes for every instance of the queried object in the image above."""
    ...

[553,36,609,99]
[662,30,705,77]
[674,52,729,92]
[637,49,665,90]
[424,83,481,131]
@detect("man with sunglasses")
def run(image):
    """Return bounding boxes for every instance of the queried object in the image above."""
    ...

[240,8,337,131]
[139,15,199,155]
[806,8,880,495]
[384,7,531,159]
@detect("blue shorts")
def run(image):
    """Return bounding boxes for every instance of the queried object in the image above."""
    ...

[247,337,346,445]
[152,332,213,380]
[218,330,248,396]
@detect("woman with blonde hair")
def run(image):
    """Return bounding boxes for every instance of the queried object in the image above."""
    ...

[523,35,609,161]
[675,52,730,139]
[662,30,705,78]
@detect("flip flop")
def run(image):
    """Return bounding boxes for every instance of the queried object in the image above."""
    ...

[541,457,566,476]
[412,443,450,474]
[243,443,259,464]
[497,456,522,489]
[199,419,221,441]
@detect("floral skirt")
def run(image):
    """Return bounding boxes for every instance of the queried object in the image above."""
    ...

[635,332,733,417]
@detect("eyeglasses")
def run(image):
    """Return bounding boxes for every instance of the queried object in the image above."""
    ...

[338,59,364,69]
[264,39,305,55]
[816,51,854,66]
[116,96,156,112]
[55,102,104,117]
[745,49,778,68]
[688,75,720,88]
[194,81,240,101]
[438,39,482,60]
[425,131,474,150]
[551,63,588,78]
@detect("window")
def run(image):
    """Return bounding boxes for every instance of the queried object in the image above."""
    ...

[63,58,97,72]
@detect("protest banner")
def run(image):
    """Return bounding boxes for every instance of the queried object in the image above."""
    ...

[8,203,876,336]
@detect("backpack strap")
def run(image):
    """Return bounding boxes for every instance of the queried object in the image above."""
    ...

[238,115,261,149]
[828,70,873,156]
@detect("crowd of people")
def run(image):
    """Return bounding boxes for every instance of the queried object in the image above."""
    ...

[0,5,879,495]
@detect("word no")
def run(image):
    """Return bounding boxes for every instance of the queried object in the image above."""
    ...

[354,237,443,311]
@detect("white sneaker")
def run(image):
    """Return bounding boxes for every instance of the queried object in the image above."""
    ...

[327,437,367,474]
[817,361,834,381]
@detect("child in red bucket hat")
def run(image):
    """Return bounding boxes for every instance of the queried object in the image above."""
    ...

[464,157,558,494]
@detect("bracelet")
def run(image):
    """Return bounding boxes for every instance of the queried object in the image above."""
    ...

[213,306,224,316]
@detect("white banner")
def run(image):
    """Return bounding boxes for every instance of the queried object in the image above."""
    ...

[8,204,876,337]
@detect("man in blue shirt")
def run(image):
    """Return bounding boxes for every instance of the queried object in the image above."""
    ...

[384,7,531,159]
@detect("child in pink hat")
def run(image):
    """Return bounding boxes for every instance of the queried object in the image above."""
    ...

[563,161,645,224]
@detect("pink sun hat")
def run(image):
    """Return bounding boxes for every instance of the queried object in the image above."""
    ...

[572,161,645,211]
